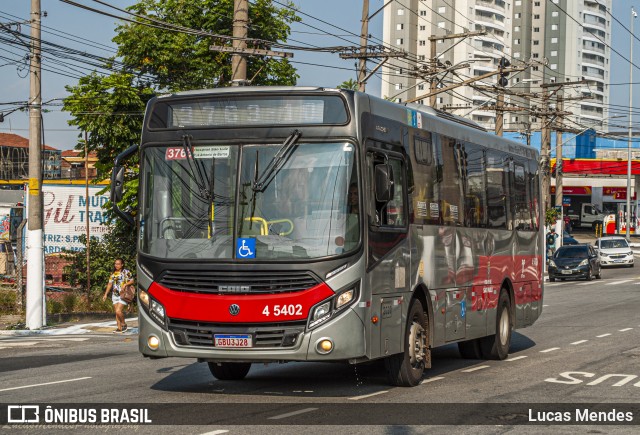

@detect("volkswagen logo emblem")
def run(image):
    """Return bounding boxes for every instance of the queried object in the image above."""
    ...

[229,304,240,316]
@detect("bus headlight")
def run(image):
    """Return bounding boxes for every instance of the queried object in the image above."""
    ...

[336,289,354,309]
[150,299,166,326]
[139,290,150,308]
[308,283,359,330]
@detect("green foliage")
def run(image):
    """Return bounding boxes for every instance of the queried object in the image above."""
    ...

[0,290,17,313]
[114,0,299,91]
[545,208,559,227]
[338,79,358,91]
[47,299,64,315]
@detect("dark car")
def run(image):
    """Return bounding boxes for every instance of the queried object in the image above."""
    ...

[562,232,579,245]
[548,244,602,282]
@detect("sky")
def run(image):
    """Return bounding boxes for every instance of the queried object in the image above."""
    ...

[0,0,638,151]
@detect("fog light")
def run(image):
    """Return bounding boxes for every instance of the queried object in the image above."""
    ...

[147,335,160,350]
[316,338,333,354]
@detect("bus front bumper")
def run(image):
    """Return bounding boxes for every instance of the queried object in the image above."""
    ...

[138,306,367,362]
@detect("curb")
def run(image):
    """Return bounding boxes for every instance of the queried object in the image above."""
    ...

[0,317,138,336]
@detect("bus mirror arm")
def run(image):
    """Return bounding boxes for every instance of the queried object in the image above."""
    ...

[111,144,139,227]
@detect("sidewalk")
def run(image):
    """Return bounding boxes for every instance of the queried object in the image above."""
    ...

[0,317,138,336]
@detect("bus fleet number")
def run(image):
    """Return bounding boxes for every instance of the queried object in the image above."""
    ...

[262,304,303,317]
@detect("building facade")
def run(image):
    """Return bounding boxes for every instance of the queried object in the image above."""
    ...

[382,0,612,132]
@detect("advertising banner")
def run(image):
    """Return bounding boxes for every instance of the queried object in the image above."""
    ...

[35,184,111,254]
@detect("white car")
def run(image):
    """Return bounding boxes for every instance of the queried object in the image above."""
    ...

[594,236,634,267]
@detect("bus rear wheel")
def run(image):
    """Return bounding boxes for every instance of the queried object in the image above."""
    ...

[207,362,252,380]
[480,290,511,360]
[385,299,428,387]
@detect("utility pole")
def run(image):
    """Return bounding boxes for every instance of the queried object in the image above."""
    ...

[85,132,90,297]
[26,0,43,329]
[231,0,248,86]
[424,31,486,108]
[340,1,404,92]
[539,80,586,211]
[357,0,369,92]
[554,92,564,231]
[210,2,293,83]
[627,7,637,241]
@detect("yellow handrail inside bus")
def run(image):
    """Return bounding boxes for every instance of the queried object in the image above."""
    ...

[242,217,294,236]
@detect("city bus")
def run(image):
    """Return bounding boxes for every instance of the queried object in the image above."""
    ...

[111,87,543,387]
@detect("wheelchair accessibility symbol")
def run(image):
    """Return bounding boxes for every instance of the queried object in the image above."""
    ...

[237,238,256,259]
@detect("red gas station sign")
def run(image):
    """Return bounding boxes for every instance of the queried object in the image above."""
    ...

[604,187,636,200]
[550,186,592,195]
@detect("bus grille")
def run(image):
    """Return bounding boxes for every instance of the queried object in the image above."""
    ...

[168,318,306,348]
[158,270,320,294]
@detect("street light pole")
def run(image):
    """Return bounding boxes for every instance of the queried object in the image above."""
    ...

[627,7,637,241]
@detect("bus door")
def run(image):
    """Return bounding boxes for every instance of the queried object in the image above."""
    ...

[366,148,410,357]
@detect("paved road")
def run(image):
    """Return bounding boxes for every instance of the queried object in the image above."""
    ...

[2,265,639,433]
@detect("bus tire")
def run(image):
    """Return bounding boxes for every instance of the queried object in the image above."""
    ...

[480,291,511,360]
[207,362,251,380]
[458,338,482,359]
[385,299,427,387]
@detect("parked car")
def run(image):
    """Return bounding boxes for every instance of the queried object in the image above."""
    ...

[548,244,602,282]
[594,236,634,268]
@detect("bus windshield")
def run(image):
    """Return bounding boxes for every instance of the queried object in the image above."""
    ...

[140,142,359,260]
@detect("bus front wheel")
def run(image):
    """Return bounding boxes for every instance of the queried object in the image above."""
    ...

[479,290,511,360]
[207,362,252,380]
[385,299,428,387]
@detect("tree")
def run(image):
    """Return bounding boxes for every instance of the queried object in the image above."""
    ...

[113,0,299,92]
[338,78,358,91]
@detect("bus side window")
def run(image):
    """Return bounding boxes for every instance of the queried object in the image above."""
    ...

[369,153,407,229]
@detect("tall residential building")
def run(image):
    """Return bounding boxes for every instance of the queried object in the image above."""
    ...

[382,0,612,133]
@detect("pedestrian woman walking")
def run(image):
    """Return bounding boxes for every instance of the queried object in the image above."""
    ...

[102,258,134,333]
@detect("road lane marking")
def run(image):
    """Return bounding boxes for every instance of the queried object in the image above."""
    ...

[596,333,612,338]
[506,356,528,362]
[420,376,445,385]
[462,365,490,372]
[577,281,598,286]
[605,280,632,286]
[199,431,229,435]
[619,328,633,332]
[267,408,318,420]
[0,377,92,392]
[570,340,588,345]
[540,347,560,353]
[348,391,388,401]
[543,304,549,307]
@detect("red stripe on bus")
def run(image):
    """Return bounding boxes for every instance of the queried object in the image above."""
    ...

[148,281,335,323]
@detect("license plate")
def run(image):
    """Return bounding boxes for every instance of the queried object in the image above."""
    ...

[614,260,624,263]
[561,270,573,275]
[214,334,252,348]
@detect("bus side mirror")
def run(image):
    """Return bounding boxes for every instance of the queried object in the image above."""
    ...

[111,165,125,203]
[375,164,394,203]
[110,144,139,227]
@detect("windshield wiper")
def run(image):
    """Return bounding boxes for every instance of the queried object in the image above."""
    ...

[252,129,302,192]
[181,134,212,200]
